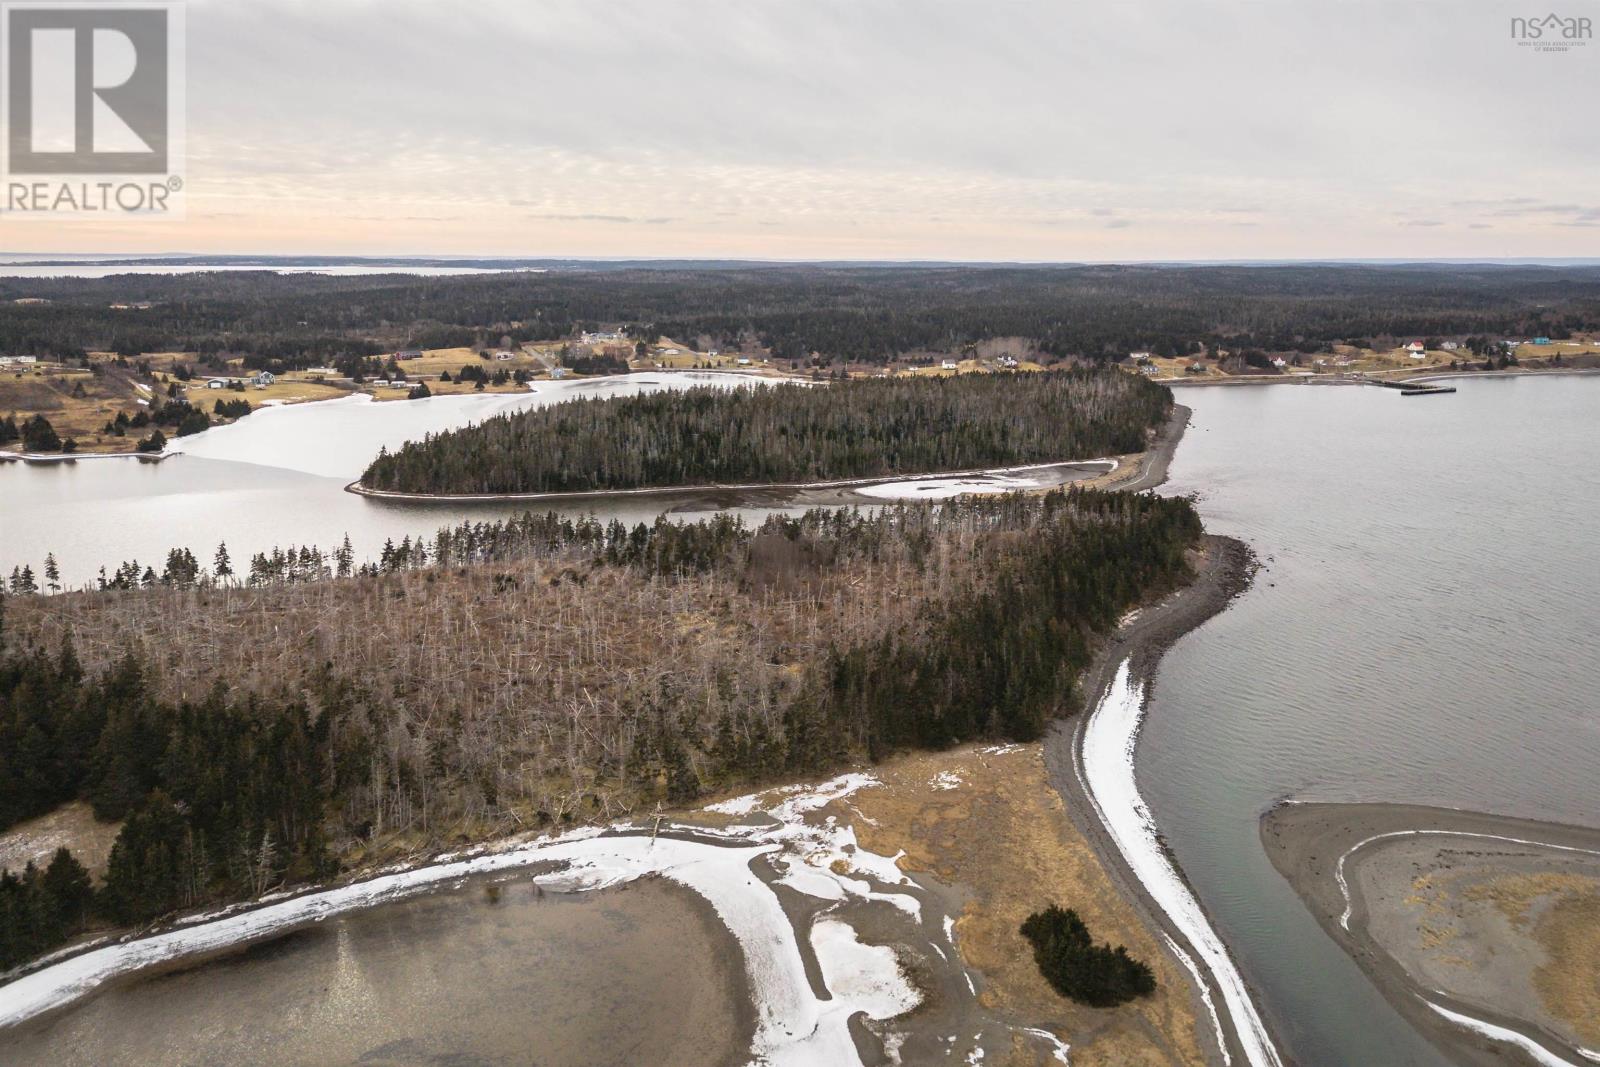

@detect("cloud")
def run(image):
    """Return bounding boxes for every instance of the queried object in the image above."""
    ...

[22,0,1600,258]
[527,214,676,225]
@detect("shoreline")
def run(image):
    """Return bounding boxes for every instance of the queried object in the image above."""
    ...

[1042,397,1284,1063]
[0,774,933,1064]
[1044,533,1271,1067]
[1164,365,1600,389]
[1262,802,1600,1067]
[344,456,1119,505]
[0,450,171,465]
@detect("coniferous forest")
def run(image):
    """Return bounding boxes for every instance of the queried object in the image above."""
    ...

[2,262,1599,369]
[0,488,1201,969]
[362,368,1170,495]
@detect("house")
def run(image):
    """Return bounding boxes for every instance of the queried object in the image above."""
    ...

[1129,351,1152,362]
[1405,341,1426,355]
[736,356,752,366]
[1440,341,1460,351]
[1532,337,1552,345]
[1185,360,1207,374]
[206,378,228,389]
[0,355,38,365]
[252,370,276,386]
[1271,356,1289,369]
[395,349,423,360]
[549,367,568,379]
[1140,363,1160,376]
[998,356,1019,368]
[941,360,959,370]
[494,351,513,361]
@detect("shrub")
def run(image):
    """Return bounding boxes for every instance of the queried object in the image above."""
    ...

[1020,905,1156,1007]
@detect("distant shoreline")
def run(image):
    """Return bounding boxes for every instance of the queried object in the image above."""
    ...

[1164,365,1600,388]
[0,450,170,465]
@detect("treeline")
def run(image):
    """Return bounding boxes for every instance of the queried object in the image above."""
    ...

[3,263,1598,369]
[0,641,333,966]
[363,368,1170,495]
[2,490,1201,969]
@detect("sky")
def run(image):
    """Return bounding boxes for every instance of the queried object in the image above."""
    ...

[10,0,1600,259]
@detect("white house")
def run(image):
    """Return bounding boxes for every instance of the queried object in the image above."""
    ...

[206,378,227,389]
[941,360,959,370]
[1129,351,1152,362]
[1440,341,1460,351]
[1405,341,1426,356]
[736,356,752,366]
[252,370,276,386]
[0,355,38,366]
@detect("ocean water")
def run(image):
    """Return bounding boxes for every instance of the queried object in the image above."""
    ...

[1142,375,1600,1065]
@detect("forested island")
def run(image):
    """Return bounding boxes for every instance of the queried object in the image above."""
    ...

[0,488,1201,969]
[361,368,1168,495]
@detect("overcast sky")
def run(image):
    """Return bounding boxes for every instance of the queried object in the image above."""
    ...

[19,0,1600,259]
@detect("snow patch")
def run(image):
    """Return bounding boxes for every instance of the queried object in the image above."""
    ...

[1080,661,1284,1067]
[1426,1001,1587,1067]
[0,773,923,1067]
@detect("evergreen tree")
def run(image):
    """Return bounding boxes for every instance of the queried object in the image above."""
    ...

[1020,905,1156,1007]
[21,415,61,452]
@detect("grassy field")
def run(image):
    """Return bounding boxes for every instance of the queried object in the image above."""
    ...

[1,361,152,453]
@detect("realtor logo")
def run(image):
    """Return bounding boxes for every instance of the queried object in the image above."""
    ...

[1,1,185,218]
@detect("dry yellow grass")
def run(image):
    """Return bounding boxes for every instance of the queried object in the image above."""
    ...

[850,744,1208,1067]
[1532,889,1600,1046]
[231,380,351,406]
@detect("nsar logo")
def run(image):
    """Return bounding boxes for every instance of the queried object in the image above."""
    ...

[1510,12,1592,51]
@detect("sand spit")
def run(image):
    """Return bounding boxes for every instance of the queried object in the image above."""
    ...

[1263,802,1600,1067]
[1079,662,1283,1067]
[1045,533,1275,1067]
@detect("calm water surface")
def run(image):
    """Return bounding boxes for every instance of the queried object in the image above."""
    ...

[1,373,791,587]
[0,877,749,1067]
[1146,375,1600,1066]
